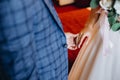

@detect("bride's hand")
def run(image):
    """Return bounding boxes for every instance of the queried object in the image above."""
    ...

[76,8,101,48]
[76,8,107,48]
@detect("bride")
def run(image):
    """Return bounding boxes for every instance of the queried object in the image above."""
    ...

[69,0,120,80]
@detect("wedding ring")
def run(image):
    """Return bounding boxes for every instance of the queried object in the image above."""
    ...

[75,32,84,45]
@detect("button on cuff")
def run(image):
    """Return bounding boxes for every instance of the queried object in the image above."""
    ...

[63,44,68,48]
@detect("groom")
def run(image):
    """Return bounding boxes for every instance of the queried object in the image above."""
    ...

[0,0,78,80]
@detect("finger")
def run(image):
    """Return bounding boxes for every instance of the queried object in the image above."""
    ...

[73,33,79,37]
[68,46,77,50]
[77,32,91,48]
[75,32,83,44]
[67,40,75,45]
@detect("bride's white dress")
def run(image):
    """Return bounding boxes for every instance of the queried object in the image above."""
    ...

[68,9,120,80]
[89,30,120,80]
[87,0,120,79]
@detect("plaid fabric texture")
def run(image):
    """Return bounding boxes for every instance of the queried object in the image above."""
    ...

[0,0,68,80]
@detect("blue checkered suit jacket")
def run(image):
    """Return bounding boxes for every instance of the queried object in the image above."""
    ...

[0,0,68,80]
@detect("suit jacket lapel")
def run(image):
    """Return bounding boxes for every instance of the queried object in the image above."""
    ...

[44,0,64,31]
